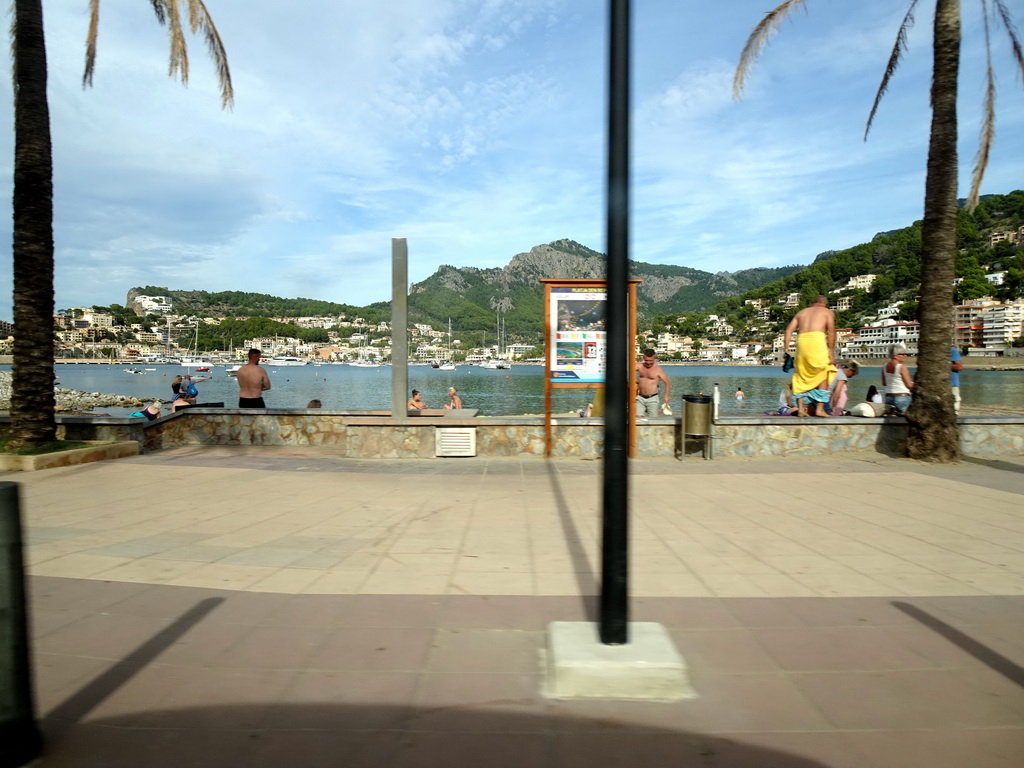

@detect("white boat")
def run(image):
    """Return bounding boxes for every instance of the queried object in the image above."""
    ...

[181,358,217,370]
[435,318,456,370]
[225,365,241,376]
[480,359,509,370]
[268,357,308,367]
[348,360,382,368]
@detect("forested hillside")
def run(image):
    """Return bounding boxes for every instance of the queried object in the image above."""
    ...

[647,190,1024,342]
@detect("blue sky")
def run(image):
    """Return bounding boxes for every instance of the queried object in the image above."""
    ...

[1,0,1022,319]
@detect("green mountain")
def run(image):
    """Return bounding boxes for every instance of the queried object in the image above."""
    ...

[125,288,390,324]
[406,239,802,342]
[696,189,1024,342]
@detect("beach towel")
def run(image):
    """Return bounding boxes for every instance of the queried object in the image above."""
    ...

[792,331,835,395]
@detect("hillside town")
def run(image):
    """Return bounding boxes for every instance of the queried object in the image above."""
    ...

[28,293,533,365]
[5,261,1020,367]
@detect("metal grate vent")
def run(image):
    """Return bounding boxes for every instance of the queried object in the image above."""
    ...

[435,427,476,457]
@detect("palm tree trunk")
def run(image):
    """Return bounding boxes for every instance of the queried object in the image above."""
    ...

[9,0,57,449]
[906,0,960,461]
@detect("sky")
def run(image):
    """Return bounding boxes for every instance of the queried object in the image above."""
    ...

[1,0,1022,319]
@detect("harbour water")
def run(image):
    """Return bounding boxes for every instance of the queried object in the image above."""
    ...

[15,362,1024,417]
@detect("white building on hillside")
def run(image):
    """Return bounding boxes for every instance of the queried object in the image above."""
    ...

[135,295,173,314]
[840,319,920,358]
[981,304,1024,350]
[844,274,877,291]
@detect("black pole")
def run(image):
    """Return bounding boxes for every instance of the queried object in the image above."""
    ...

[600,0,630,646]
[0,482,42,767]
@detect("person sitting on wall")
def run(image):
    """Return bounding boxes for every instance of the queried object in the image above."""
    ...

[407,390,428,410]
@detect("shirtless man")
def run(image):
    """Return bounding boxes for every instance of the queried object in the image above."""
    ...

[636,348,671,418]
[783,295,836,417]
[236,348,271,408]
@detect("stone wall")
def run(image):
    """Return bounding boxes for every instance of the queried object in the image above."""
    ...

[3,410,1022,460]
[0,415,144,444]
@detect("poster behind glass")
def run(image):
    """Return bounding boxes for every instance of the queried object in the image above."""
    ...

[549,286,606,383]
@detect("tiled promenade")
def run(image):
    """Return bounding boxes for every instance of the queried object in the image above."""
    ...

[8,447,1024,767]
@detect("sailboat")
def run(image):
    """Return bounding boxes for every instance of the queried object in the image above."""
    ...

[438,318,456,370]
[180,323,217,370]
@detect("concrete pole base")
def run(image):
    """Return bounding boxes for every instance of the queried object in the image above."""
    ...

[544,621,695,700]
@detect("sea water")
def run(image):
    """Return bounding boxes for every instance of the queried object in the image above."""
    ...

[8,363,1023,417]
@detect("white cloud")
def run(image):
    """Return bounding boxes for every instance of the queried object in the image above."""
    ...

[0,0,1021,319]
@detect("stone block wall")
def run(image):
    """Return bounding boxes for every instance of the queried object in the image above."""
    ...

[3,410,1021,460]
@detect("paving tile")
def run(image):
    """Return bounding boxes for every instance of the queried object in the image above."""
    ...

[791,669,1024,729]
[394,731,552,768]
[441,595,544,630]
[846,728,1024,768]
[360,570,452,595]
[90,558,204,584]
[670,628,780,673]
[750,625,937,671]
[302,569,370,594]
[33,611,178,659]
[165,563,279,590]
[214,624,333,670]
[148,544,244,562]
[36,724,262,768]
[247,567,326,594]
[266,669,419,730]
[254,593,356,628]
[307,626,434,671]
[427,629,541,674]
[129,667,298,730]
[29,554,133,579]
[337,594,445,628]
[449,571,534,595]
[410,672,547,731]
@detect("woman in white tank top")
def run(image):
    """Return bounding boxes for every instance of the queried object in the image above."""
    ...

[882,345,914,415]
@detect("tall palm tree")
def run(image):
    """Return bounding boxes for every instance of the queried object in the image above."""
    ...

[10,0,55,450]
[8,0,233,450]
[734,0,1023,462]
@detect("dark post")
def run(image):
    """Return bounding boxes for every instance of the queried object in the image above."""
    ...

[600,0,630,645]
[391,238,409,417]
[0,482,42,767]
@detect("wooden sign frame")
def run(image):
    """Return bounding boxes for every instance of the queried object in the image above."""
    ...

[540,278,640,457]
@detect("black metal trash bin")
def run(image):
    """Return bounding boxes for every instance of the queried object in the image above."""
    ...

[682,394,712,436]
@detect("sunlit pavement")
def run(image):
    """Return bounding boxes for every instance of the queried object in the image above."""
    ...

[9,448,1024,767]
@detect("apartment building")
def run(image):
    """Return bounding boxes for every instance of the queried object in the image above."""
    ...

[844,274,877,291]
[981,304,1024,350]
[840,319,920,358]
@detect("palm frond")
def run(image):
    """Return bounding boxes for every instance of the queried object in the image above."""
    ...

[165,0,190,85]
[993,0,1024,81]
[864,0,920,140]
[732,0,808,100]
[186,0,235,109]
[969,0,997,211]
[149,0,168,26]
[82,0,101,88]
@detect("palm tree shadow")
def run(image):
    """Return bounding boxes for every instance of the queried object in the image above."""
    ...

[959,455,1024,475]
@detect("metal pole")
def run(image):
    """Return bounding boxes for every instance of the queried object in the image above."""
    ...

[0,482,42,767]
[600,0,630,646]
[391,239,409,416]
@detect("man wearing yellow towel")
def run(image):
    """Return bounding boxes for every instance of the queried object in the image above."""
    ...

[783,295,837,417]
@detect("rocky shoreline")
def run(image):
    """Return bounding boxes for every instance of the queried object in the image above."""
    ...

[0,372,157,413]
